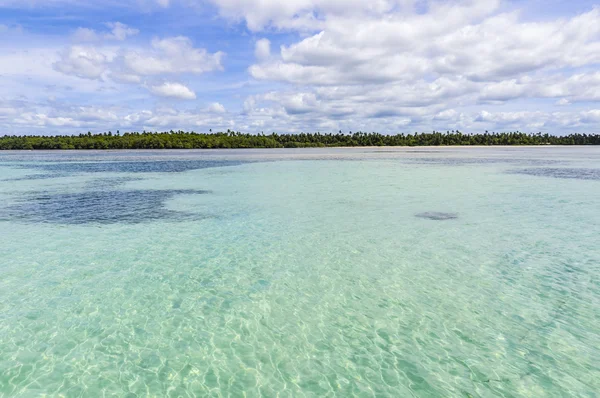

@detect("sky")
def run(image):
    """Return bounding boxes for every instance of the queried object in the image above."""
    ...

[0,0,599,135]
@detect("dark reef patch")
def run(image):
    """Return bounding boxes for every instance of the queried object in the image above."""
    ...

[509,167,600,181]
[0,158,236,225]
[0,189,210,225]
[17,159,245,174]
[84,176,144,190]
[415,212,459,221]
[0,173,67,182]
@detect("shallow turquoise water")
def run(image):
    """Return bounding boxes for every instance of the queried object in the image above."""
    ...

[1,148,599,397]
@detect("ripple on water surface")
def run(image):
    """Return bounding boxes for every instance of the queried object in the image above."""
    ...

[1,149,600,397]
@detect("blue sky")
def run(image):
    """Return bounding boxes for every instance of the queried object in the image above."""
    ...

[0,0,599,135]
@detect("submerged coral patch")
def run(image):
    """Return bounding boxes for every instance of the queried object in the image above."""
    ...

[415,212,459,220]
[509,167,600,180]
[1,189,210,225]
[19,160,245,174]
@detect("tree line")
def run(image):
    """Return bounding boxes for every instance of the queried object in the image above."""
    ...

[1,130,599,150]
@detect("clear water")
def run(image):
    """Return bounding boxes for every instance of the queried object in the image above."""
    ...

[1,147,599,397]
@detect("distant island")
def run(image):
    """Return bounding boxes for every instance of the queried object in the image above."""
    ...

[1,130,599,150]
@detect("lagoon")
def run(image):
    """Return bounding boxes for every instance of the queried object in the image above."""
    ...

[1,147,599,396]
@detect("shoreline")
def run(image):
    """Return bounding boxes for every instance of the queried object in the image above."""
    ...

[1,144,599,152]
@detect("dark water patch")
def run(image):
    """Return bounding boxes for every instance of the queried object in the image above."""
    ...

[172,298,183,309]
[1,173,67,182]
[1,175,144,196]
[509,167,600,180]
[415,212,459,220]
[0,189,210,225]
[85,176,144,190]
[16,159,245,174]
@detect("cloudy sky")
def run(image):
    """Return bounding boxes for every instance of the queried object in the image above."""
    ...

[1,0,599,135]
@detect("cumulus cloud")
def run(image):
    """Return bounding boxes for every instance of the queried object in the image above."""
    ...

[110,71,143,84]
[0,100,235,133]
[3,96,600,136]
[72,22,139,42]
[477,72,600,103]
[4,0,600,134]
[148,82,197,99]
[14,113,83,128]
[207,0,428,31]
[212,0,600,132]
[119,37,224,76]
[51,34,224,99]
[208,102,226,113]
[247,5,600,87]
[53,46,109,80]
[581,110,600,123]
[255,38,271,60]
[557,98,571,106]
[104,22,139,41]
[72,27,100,42]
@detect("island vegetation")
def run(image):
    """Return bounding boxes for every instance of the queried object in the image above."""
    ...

[1,130,599,150]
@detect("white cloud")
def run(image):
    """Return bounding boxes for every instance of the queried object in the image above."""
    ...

[72,22,138,42]
[581,110,600,123]
[109,71,142,84]
[557,98,571,106]
[72,27,100,42]
[120,36,224,76]
[0,106,18,118]
[246,5,600,88]
[255,38,271,60]
[3,0,600,134]
[50,34,224,99]
[148,82,196,99]
[208,0,426,31]
[479,80,527,102]
[434,109,459,120]
[53,46,109,80]
[477,72,600,103]
[69,106,120,122]
[3,95,600,135]
[208,102,226,113]
[104,22,139,41]
[14,112,82,128]
[213,1,600,133]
